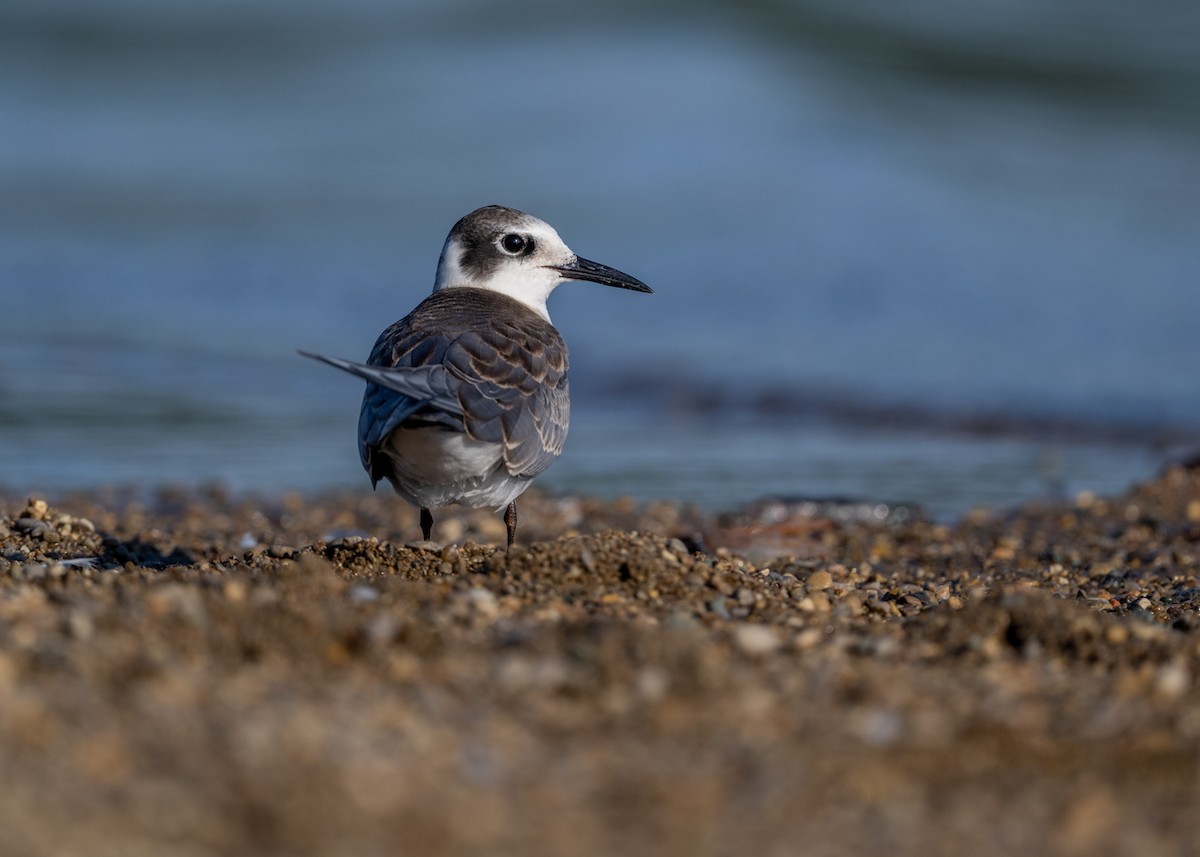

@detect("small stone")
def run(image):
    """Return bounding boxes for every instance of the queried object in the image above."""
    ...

[1105,625,1129,645]
[12,518,51,536]
[837,594,864,617]
[1155,662,1190,700]
[808,592,831,612]
[793,627,823,650]
[438,517,467,544]
[65,610,95,640]
[347,585,380,603]
[708,596,731,620]
[635,667,670,701]
[664,611,698,630]
[366,613,401,646]
[865,597,897,617]
[464,587,499,618]
[854,708,903,746]
[732,624,781,656]
[807,570,833,591]
[666,538,689,556]
[224,580,248,603]
[735,587,756,607]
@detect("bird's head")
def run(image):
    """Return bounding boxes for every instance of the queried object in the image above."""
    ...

[433,205,651,321]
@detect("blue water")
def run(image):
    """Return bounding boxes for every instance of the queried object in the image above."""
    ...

[2,0,1198,518]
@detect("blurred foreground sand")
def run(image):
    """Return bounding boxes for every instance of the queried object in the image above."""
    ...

[2,467,1200,857]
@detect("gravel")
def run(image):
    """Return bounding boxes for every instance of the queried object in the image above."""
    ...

[2,465,1200,856]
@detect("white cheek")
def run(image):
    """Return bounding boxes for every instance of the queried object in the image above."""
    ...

[433,243,466,291]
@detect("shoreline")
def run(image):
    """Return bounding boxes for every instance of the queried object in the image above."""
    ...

[2,466,1200,855]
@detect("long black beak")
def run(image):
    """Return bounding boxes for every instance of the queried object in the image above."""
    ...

[548,256,653,293]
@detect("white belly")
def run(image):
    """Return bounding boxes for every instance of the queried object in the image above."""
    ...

[380,426,531,510]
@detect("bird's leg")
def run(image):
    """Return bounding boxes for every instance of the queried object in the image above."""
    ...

[420,507,433,541]
[504,501,518,549]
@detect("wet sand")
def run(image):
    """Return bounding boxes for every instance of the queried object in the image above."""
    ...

[2,466,1200,857]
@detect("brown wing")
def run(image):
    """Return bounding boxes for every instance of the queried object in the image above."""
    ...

[357,288,569,484]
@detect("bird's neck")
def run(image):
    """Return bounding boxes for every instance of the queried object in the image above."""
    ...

[433,275,555,323]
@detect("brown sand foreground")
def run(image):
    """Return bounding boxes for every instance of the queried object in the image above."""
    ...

[3,466,1200,857]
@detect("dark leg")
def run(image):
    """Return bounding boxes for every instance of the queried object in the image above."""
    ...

[504,501,517,549]
[420,507,433,541]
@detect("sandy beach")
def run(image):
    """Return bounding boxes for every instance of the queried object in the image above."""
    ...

[3,466,1200,857]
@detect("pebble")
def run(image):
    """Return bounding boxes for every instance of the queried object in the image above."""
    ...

[635,667,670,701]
[793,627,823,650]
[666,538,690,556]
[663,611,699,631]
[1155,662,1190,700]
[708,596,731,620]
[438,518,467,544]
[838,594,865,617]
[223,580,248,603]
[463,587,499,618]
[854,707,903,746]
[12,518,51,536]
[1104,625,1130,645]
[807,570,833,591]
[348,585,381,603]
[732,624,781,656]
[365,613,401,646]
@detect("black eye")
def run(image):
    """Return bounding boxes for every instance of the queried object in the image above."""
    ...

[501,233,529,255]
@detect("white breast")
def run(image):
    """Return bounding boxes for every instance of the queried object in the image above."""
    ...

[379,426,532,510]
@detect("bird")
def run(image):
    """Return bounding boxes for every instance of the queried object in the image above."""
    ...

[300,204,652,548]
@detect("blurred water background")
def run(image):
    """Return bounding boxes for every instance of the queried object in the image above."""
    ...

[2,0,1198,520]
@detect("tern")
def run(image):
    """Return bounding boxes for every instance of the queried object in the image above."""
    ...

[301,205,652,547]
